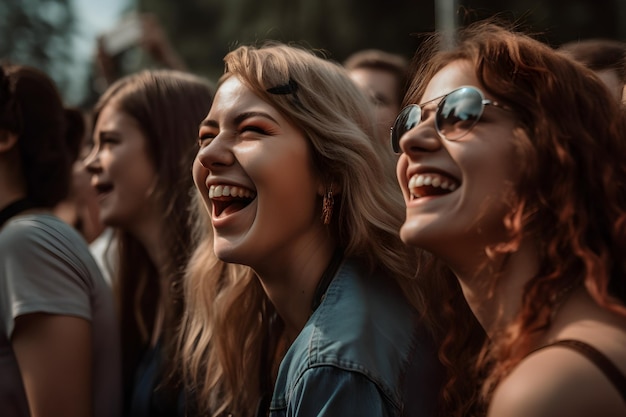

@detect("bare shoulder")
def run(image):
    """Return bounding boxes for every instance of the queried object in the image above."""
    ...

[487,343,626,417]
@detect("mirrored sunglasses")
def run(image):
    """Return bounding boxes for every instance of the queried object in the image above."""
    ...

[390,85,508,154]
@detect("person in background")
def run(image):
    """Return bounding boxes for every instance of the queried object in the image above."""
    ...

[179,43,444,417]
[54,122,106,245]
[95,13,187,91]
[0,63,121,417]
[394,21,626,417]
[54,121,115,284]
[344,49,409,146]
[558,38,626,103]
[84,69,214,417]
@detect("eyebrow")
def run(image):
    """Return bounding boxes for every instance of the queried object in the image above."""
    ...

[417,93,447,108]
[199,111,280,130]
[97,130,120,140]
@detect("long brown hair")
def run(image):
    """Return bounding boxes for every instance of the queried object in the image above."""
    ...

[406,20,626,413]
[92,70,214,405]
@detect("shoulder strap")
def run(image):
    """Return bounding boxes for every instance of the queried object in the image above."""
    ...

[550,339,626,403]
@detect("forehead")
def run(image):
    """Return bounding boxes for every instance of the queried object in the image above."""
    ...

[594,69,624,101]
[350,67,398,87]
[208,77,281,119]
[422,60,480,102]
[95,104,136,129]
[213,77,260,107]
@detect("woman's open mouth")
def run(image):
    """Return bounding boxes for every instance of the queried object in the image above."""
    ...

[408,173,459,200]
[209,184,256,217]
[94,182,114,198]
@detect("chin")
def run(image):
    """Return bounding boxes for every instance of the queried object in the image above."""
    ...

[399,229,431,251]
[399,220,451,256]
[213,240,248,266]
[399,218,431,247]
[99,213,117,228]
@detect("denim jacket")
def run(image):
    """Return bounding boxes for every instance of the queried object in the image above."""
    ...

[269,258,444,417]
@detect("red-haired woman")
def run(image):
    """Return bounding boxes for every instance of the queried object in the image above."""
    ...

[394,21,626,417]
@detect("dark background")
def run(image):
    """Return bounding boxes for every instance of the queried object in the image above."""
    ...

[1,0,624,107]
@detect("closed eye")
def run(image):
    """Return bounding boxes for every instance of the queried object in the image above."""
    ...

[240,125,269,135]
[98,133,120,148]
[198,134,215,148]
[198,125,216,148]
[100,138,118,146]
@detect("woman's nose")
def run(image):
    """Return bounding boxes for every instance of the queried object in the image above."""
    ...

[399,113,443,155]
[83,148,101,173]
[196,133,235,170]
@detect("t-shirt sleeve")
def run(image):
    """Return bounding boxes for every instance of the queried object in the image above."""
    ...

[0,219,93,338]
[286,366,391,417]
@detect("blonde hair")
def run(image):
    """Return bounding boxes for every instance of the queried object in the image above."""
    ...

[179,43,422,416]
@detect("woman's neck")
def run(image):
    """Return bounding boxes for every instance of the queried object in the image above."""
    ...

[453,238,540,338]
[126,208,169,279]
[255,236,337,343]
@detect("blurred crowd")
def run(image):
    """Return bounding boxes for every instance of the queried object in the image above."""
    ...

[1,12,625,417]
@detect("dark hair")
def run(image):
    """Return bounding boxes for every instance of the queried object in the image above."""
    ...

[558,38,626,82]
[406,20,626,413]
[343,49,409,106]
[92,69,214,404]
[0,63,84,207]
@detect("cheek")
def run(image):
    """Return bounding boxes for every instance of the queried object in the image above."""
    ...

[395,155,410,200]
[255,155,318,216]
[115,153,157,197]
[192,158,207,190]
[266,165,316,207]
[462,153,519,227]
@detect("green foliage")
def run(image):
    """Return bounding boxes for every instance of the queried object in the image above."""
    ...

[138,0,435,83]
[3,0,622,105]
[0,0,78,95]
[138,0,624,86]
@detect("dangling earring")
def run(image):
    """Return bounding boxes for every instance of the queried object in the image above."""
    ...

[322,184,334,225]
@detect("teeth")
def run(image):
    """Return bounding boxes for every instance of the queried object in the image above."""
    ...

[209,184,255,199]
[408,173,459,198]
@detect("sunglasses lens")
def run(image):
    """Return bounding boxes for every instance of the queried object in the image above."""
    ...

[391,105,421,153]
[436,87,484,140]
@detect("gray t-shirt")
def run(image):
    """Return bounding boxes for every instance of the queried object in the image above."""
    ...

[0,213,122,417]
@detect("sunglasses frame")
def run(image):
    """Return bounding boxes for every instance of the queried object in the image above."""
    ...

[390,85,508,154]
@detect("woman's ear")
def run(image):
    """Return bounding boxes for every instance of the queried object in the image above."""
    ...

[317,180,342,197]
[0,130,18,154]
[317,181,326,196]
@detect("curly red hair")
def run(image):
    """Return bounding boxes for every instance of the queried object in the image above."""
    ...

[406,20,626,414]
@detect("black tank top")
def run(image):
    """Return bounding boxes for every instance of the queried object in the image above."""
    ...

[542,339,626,403]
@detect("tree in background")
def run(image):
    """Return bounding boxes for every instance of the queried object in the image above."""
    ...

[137,0,434,83]
[3,0,623,107]
[136,0,624,87]
[0,0,78,97]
